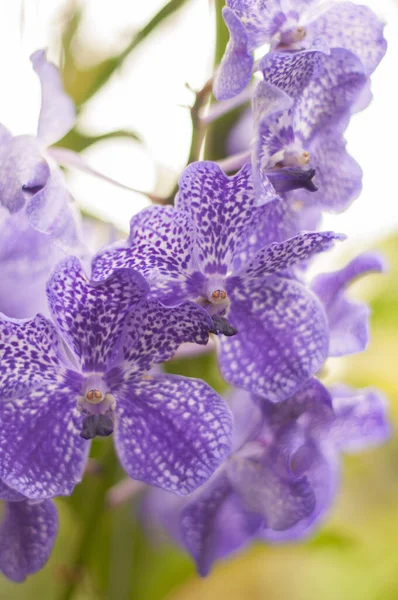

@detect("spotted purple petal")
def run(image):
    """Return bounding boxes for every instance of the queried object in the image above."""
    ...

[213,7,254,101]
[306,2,387,75]
[0,313,66,399]
[0,373,88,499]
[176,162,276,276]
[113,374,232,494]
[0,499,58,582]
[259,40,329,100]
[231,197,297,273]
[92,205,199,305]
[31,49,76,147]
[240,231,344,279]
[46,256,149,373]
[221,276,329,402]
[226,0,294,47]
[294,48,367,142]
[109,300,212,382]
[311,253,385,356]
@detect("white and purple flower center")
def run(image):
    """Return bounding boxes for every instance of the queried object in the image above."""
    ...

[77,373,116,440]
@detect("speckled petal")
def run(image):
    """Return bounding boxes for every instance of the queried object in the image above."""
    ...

[31,49,76,147]
[0,313,66,399]
[240,231,343,279]
[0,135,50,213]
[228,453,315,530]
[231,197,297,273]
[0,499,58,582]
[221,276,329,402]
[92,205,199,305]
[311,253,385,356]
[176,162,276,275]
[46,256,149,372]
[330,385,391,452]
[110,299,212,381]
[214,7,254,101]
[114,374,233,494]
[259,40,328,100]
[306,1,387,75]
[0,374,89,499]
[294,48,367,142]
[226,0,292,47]
[180,473,261,576]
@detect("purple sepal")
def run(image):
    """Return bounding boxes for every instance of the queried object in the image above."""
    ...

[329,385,391,452]
[259,39,329,99]
[240,231,344,279]
[46,256,149,373]
[306,2,387,75]
[0,499,58,582]
[114,374,233,494]
[221,276,329,402]
[0,210,63,319]
[25,167,84,253]
[180,475,261,576]
[311,253,386,356]
[213,7,254,101]
[31,49,76,147]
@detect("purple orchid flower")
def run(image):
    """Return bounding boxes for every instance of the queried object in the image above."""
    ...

[146,379,389,575]
[0,257,232,500]
[0,480,57,582]
[0,50,84,252]
[214,1,386,100]
[92,162,343,402]
[261,382,390,542]
[252,45,367,213]
[311,252,386,357]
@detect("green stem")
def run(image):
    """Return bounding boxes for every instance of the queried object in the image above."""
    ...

[58,441,118,600]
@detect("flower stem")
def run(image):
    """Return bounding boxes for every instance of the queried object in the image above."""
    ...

[57,440,119,600]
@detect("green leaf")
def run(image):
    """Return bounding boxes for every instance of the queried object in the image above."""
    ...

[56,128,141,153]
[62,0,191,108]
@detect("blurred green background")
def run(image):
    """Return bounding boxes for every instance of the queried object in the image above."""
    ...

[1,0,397,598]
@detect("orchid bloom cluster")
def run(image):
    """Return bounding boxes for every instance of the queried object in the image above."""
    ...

[0,0,390,584]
